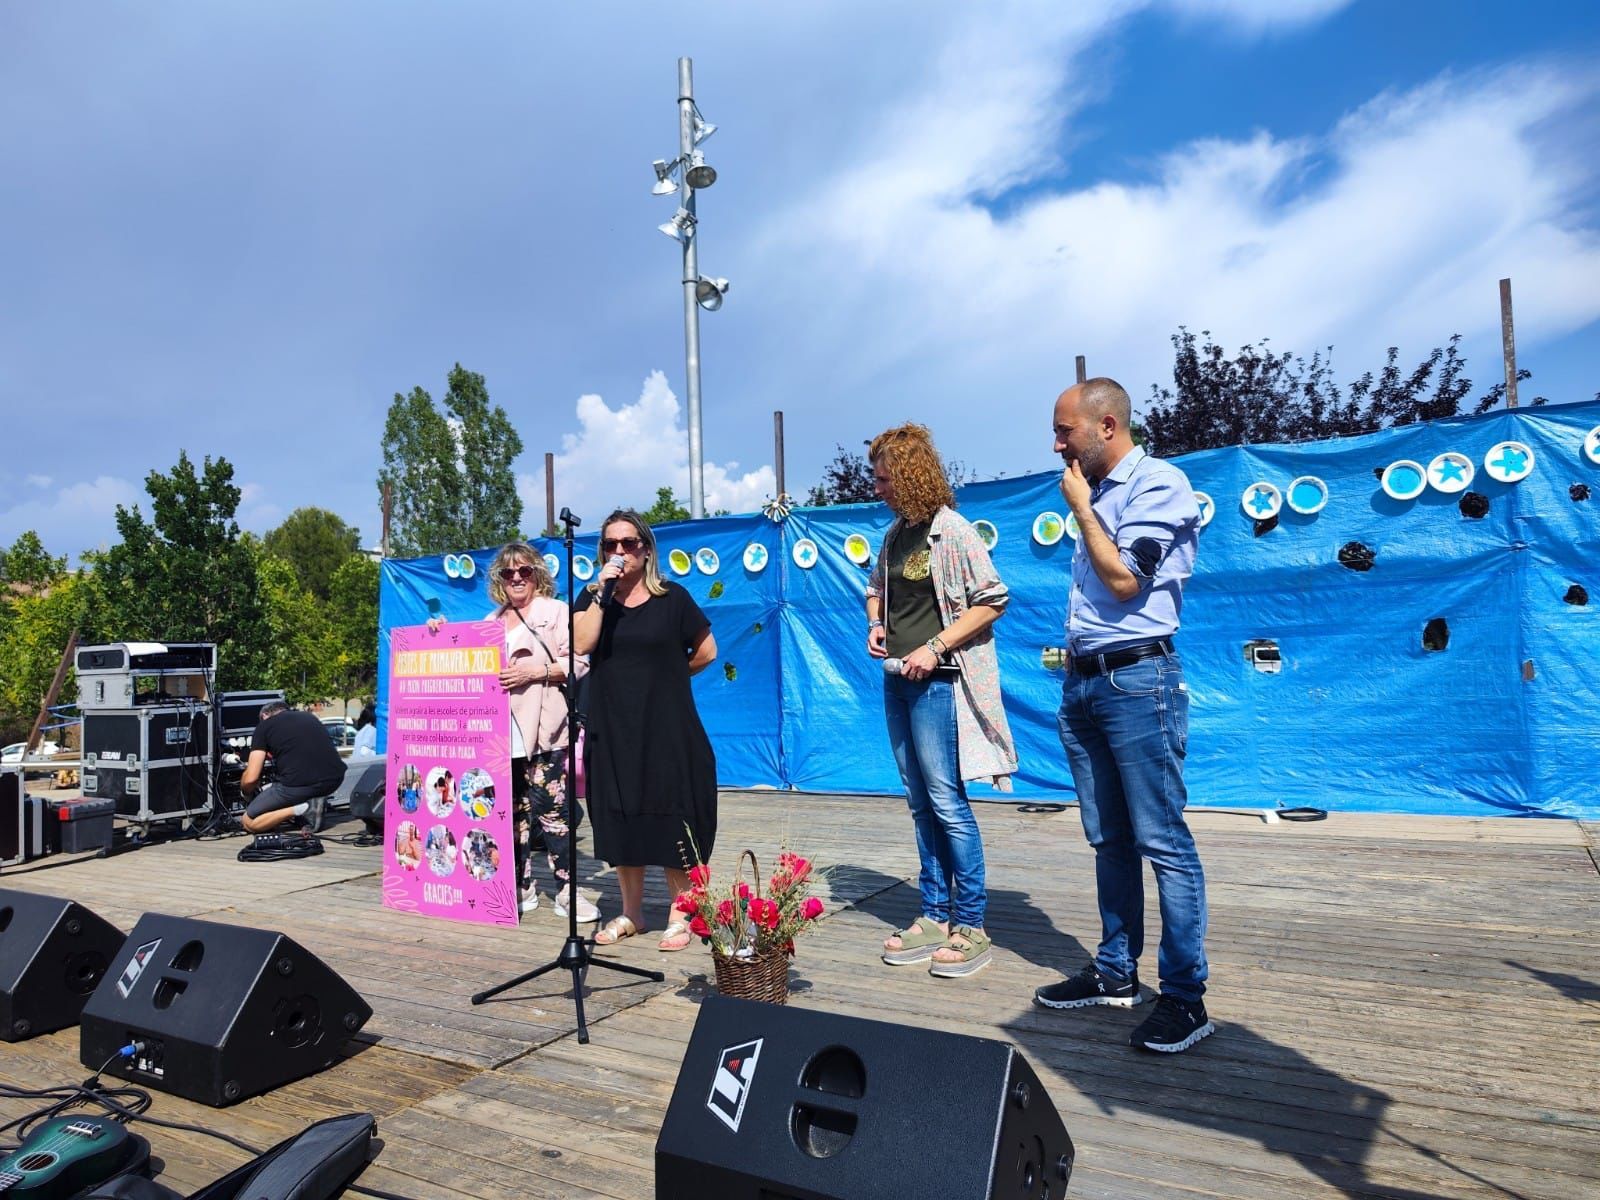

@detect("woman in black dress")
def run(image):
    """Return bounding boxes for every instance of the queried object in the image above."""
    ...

[574,509,718,951]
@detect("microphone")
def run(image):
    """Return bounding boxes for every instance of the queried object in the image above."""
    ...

[598,555,626,606]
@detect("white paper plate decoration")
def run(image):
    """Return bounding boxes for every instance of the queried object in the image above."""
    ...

[1242,482,1282,520]
[573,555,595,581]
[1065,512,1081,541]
[542,552,561,579]
[1483,441,1535,484]
[843,534,871,565]
[667,548,692,576]
[1285,476,1329,516]
[1584,425,1600,465]
[1193,492,1215,528]
[1032,512,1065,545]
[791,538,820,569]
[457,554,476,579]
[1380,460,1427,501]
[742,543,769,573]
[443,554,461,579]
[694,547,720,575]
[1427,452,1474,494]
[972,519,999,550]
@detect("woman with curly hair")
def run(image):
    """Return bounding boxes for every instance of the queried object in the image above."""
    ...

[866,423,1017,979]
[482,542,601,923]
[574,510,718,951]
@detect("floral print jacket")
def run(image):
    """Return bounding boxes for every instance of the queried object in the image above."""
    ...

[868,506,1018,790]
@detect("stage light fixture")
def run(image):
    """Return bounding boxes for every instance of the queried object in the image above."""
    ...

[658,210,696,242]
[685,150,717,189]
[694,276,729,312]
[651,158,679,196]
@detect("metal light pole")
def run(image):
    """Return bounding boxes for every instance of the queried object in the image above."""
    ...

[677,58,706,518]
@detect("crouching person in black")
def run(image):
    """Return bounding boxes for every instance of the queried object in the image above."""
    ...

[240,701,346,834]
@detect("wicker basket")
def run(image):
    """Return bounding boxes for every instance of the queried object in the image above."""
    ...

[708,850,791,1004]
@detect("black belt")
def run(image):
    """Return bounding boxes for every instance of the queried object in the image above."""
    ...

[1069,637,1174,677]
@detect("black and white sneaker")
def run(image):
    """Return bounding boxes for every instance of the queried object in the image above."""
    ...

[1034,964,1143,1010]
[1129,994,1214,1053]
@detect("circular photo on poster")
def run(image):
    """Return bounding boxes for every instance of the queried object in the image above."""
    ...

[463,828,500,882]
[460,768,495,820]
[424,767,457,818]
[394,764,422,814]
[424,824,458,877]
[393,820,422,871]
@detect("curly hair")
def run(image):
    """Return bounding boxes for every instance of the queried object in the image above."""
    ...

[589,509,668,598]
[868,423,955,523]
[487,542,554,607]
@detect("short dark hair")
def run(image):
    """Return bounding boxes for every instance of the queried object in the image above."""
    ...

[259,701,289,720]
[1080,377,1132,429]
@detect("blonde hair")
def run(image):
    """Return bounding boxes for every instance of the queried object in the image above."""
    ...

[869,422,955,523]
[486,542,554,607]
[591,510,668,597]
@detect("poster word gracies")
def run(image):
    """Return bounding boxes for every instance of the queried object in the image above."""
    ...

[384,621,517,926]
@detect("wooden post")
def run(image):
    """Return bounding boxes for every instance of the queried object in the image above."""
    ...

[544,452,556,535]
[1075,355,1087,384]
[1499,278,1518,409]
[380,483,392,557]
[773,411,786,499]
[24,629,78,755]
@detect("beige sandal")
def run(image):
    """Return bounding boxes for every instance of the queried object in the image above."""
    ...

[594,915,639,946]
[657,920,693,952]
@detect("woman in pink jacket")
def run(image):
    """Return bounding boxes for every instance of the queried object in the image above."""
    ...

[486,542,602,923]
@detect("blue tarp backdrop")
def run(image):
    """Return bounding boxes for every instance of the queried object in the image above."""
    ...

[378,401,1600,819]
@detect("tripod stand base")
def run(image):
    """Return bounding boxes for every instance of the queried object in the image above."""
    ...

[471,935,665,1044]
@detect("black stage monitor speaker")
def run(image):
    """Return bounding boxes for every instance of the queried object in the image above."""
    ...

[79,913,372,1106]
[656,995,1075,1199]
[0,890,126,1041]
[345,762,386,833]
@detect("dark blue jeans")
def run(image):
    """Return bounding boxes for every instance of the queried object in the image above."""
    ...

[883,673,987,928]
[1057,652,1208,1000]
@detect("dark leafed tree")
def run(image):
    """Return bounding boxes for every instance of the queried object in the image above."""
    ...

[641,486,691,527]
[378,364,524,556]
[327,554,380,705]
[1142,329,1542,458]
[263,507,361,600]
[1,531,67,592]
[806,443,979,506]
[94,452,270,691]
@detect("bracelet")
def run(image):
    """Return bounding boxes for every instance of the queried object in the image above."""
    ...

[927,635,947,658]
[869,618,884,629]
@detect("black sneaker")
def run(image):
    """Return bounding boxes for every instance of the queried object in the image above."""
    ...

[1034,964,1142,1010]
[1129,994,1214,1053]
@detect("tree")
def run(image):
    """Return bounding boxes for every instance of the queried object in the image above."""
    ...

[258,556,335,706]
[641,486,691,526]
[805,443,979,506]
[263,507,360,600]
[0,570,92,743]
[94,452,271,692]
[327,555,380,705]
[1,531,67,592]
[1142,329,1543,458]
[377,364,524,556]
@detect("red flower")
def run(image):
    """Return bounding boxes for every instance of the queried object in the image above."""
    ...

[747,897,781,930]
[715,899,736,926]
[688,914,712,939]
[688,864,712,888]
[673,891,699,916]
[779,852,812,882]
[736,882,753,901]
[801,897,824,920]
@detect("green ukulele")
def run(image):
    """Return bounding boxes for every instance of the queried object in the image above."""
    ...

[0,1117,131,1199]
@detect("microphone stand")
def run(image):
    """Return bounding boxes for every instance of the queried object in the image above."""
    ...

[470,507,663,1042]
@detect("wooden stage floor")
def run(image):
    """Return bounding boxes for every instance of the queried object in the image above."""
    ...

[1,791,1596,1199]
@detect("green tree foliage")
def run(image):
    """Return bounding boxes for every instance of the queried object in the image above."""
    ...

[327,555,380,704]
[1,531,67,592]
[0,566,92,743]
[1142,329,1543,458]
[263,507,361,600]
[94,452,270,692]
[641,486,691,526]
[806,444,979,506]
[378,364,524,556]
[258,556,335,705]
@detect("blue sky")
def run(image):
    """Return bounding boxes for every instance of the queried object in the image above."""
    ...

[3,0,1597,559]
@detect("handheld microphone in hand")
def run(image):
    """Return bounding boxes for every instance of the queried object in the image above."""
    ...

[599,555,627,605]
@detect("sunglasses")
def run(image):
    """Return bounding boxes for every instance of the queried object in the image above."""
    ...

[497,566,536,582]
[601,537,644,553]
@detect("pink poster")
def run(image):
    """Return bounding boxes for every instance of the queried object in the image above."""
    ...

[383,621,518,927]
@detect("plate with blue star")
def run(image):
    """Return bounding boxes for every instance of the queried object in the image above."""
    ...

[1581,425,1600,466]
[792,538,820,569]
[1241,482,1282,520]
[1192,492,1215,528]
[742,542,770,573]
[1483,441,1534,484]
[1427,452,1474,494]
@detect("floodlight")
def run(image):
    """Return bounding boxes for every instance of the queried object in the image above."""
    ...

[692,108,717,145]
[658,210,696,242]
[651,158,679,196]
[694,276,730,311]
[684,151,717,189]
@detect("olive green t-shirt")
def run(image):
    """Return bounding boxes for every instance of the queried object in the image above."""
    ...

[885,520,943,659]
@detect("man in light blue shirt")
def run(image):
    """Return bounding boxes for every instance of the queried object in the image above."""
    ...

[1033,376,1214,1055]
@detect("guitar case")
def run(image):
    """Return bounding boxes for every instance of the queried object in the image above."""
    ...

[82,1114,375,1200]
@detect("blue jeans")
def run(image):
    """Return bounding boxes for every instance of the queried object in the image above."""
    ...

[883,673,987,928]
[1056,652,1208,1000]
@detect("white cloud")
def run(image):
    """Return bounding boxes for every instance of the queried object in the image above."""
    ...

[517,371,777,529]
[0,475,142,557]
[25,474,52,488]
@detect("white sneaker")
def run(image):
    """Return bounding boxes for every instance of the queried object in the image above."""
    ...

[552,890,601,923]
[519,891,539,914]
